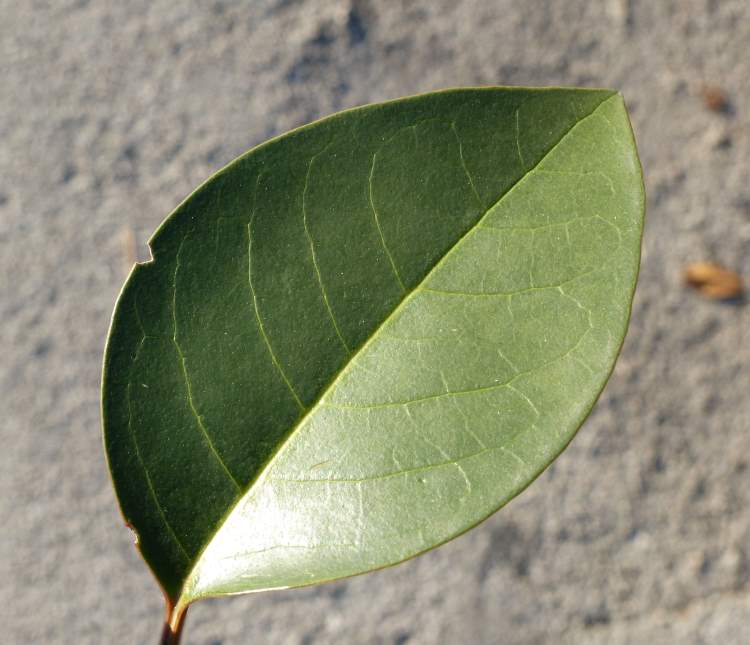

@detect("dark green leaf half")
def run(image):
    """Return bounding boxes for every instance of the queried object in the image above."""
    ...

[102,87,643,613]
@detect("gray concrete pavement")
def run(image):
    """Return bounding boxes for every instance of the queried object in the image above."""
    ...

[2,1,749,643]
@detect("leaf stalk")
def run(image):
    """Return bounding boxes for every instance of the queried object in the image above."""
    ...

[160,604,187,645]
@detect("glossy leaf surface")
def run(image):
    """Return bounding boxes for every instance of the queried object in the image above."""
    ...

[102,88,643,613]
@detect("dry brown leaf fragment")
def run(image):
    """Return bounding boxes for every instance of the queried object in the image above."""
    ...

[700,85,730,113]
[683,261,743,299]
[119,225,137,274]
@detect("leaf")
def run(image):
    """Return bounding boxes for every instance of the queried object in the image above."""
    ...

[102,88,644,625]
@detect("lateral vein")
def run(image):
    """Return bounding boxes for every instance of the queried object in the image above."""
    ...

[451,121,483,208]
[246,220,306,411]
[127,338,192,564]
[302,145,352,354]
[368,150,407,293]
[172,242,242,491]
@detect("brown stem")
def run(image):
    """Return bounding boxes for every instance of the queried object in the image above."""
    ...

[159,604,188,645]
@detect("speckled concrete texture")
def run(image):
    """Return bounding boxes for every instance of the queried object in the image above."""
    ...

[2,1,749,643]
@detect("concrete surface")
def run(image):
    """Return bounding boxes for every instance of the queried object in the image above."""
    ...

[2,1,749,643]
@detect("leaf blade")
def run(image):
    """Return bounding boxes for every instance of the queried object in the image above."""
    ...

[102,88,643,607]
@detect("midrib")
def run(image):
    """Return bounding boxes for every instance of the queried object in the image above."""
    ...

[177,91,618,605]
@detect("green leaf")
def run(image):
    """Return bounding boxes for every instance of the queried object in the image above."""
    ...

[102,88,643,620]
